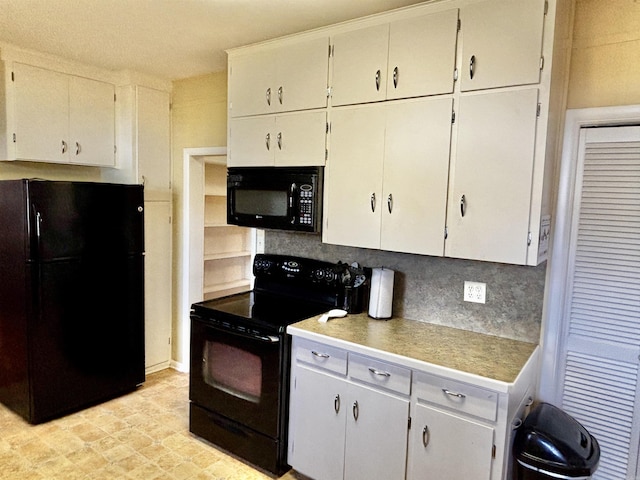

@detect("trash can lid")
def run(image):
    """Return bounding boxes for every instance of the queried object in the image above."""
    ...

[513,402,600,478]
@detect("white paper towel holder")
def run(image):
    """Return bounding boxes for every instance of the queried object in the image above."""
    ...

[368,267,394,320]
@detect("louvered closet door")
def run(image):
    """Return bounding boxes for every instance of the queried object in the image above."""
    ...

[560,126,640,480]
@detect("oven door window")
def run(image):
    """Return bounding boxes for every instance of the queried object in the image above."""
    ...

[190,317,284,437]
[203,341,262,403]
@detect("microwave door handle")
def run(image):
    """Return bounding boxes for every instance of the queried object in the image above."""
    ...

[289,183,297,224]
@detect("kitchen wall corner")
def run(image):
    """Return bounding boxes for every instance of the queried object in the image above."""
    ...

[266,231,545,344]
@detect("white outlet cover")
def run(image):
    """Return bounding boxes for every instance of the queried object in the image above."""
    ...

[464,281,486,304]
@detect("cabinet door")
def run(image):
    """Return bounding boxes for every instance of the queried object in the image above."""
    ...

[381,98,452,256]
[387,9,459,100]
[69,75,115,166]
[276,37,329,113]
[460,0,546,91]
[274,110,326,166]
[228,49,275,117]
[144,200,172,372]
[13,63,68,162]
[323,105,385,249]
[344,382,410,480]
[137,87,171,190]
[407,403,494,480]
[446,89,539,265]
[229,37,329,117]
[228,116,275,167]
[288,366,346,480]
[331,24,390,106]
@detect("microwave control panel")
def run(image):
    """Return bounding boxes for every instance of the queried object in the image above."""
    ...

[298,184,314,226]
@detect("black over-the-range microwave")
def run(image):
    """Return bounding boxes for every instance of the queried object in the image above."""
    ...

[227,166,323,233]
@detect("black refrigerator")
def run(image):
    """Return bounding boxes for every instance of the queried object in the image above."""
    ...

[0,179,145,424]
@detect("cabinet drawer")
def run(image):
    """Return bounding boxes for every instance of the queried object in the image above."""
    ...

[349,353,411,395]
[414,371,498,421]
[295,338,347,375]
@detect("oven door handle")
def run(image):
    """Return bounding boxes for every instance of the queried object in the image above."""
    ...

[194,317,280,344]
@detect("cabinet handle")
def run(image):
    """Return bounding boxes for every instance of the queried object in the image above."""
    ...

[278,86,283,105]
[265,133,271,151]
[375,69,381,91]
[387,194,393,214]
[334,394,340,414]
[469,55,476,80]
[75,142,80,155]
[277,132,282,150]
[368,367,391,377]
[61,140,67,154]
[266,87,271,106]
[460,195,466,217]
[393,66,399,89]
[311,350,330,359]
[442,388,466,399]
[352,401,359,421]
[422,425,430,448]
[370,193,376,212]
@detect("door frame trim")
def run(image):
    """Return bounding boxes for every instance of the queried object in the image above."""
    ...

[538,104,640,402]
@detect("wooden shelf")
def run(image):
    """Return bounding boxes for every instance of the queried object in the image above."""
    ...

[204,251,252,261]
[201,153,253,301]
[204,279,252,300]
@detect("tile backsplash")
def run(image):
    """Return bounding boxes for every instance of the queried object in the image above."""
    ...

[266,231,545,344]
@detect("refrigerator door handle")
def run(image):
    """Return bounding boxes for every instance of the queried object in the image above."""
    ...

[35,211,42,239]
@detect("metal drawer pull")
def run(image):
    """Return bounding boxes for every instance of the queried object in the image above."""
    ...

[311,350,330,359]
[443,388,466,399]
[368,367,391,377]
[422,425,430,447]
[375,69,381,91]
[75,142,81,155]
[278,86,283,104]
[387,193,393,214]
[61,140,67,154]
[469,55,476,80]
[334,394,340,414]
[460,195,466,217]
[265,133,271,151]
[393,66,399,88]
[353,401,359,421]
[370,192,376,212]
[266,87,271,106]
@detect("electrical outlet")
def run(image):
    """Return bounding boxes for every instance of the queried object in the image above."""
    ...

[464,281,486,304]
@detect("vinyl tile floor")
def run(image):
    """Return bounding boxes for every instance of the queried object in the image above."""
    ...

[0,369,310,480]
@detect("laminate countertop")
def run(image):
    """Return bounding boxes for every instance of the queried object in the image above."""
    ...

[287,313,538,390]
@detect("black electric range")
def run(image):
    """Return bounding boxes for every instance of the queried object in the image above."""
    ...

[189,254,369,475]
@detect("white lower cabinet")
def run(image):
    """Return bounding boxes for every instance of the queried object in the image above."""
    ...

[408,404,494,480]
[288,339,410,480]
[288,335,532,480]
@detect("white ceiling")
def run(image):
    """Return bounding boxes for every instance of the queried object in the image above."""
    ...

[0,0,427,81]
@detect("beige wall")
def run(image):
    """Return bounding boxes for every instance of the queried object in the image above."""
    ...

[567,0,640,108]
[170,72,227,365]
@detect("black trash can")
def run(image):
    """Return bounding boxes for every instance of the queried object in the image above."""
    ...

[513,402,600,480]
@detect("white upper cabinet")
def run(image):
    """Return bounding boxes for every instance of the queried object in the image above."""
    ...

[12,63,115,166]
[228,36,330,117]
[330,24,390,106]
[459,0,546,91]
[446,88,539,265]
[324,97,452,256]
[136,86,171,191]
[386,9,459,100]
[330,9,459,106]
[228,110,327,167]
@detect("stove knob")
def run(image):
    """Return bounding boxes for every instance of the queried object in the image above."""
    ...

[314,269,325,280]
[325,270,336,283]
